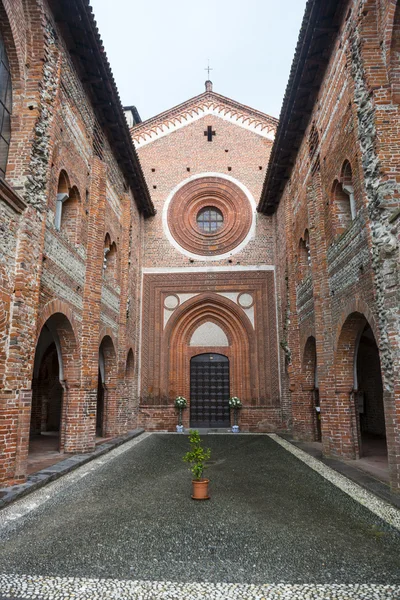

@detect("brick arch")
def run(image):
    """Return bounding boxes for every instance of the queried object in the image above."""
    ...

[51,150,83,195]
[162,293,256,404]
[36,299,80,357]
[31,309,80,456]
[99,334,117,385]
[34,310,80,387]
[331,178,352,235]
[99,333,118,438]
[61,185,81,244]
[98,326,118,350]
[125,348,135,378]
[57,169,71,193]
[334,298,379,355]
[335,312,369,394]
[332,308,382,459]
[340,159,353,185]
[292,334,319,442]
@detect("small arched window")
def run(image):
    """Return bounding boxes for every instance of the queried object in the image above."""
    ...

[298,230,311,279]
[331,161,356,237]
[0,28,12,178]
[126,349,134,379]
[55,171,70,230]
[332,180,351,234]
[103,234,118,285]
[341,160,356,219]
[60,186,80,244]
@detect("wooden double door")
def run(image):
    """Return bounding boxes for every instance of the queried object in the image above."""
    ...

[190,353,230,428]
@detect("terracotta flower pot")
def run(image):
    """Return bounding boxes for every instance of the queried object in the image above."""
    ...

[191,478,210,500]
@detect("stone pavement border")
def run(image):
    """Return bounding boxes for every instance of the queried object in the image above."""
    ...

[279,433,400,510]
[0,575,399,600]
[0,433,151,530]
[0,429,145,511]
[269,434,400,531]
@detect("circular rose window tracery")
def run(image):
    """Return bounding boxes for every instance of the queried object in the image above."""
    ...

[167,176,253,256]
[196,206,224,233]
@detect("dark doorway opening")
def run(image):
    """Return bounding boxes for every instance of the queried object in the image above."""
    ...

[96,368,105,437]
[30,335,62,446]
[29,324,65,474]
[190,353,230,428]
[356,324,387,460]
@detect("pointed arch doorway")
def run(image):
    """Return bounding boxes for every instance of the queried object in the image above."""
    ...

[190,353,230,428]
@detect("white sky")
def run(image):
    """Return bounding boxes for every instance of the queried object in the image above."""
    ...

[90,0,307,122]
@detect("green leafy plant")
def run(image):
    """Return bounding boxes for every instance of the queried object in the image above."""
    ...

[183,429,211,480]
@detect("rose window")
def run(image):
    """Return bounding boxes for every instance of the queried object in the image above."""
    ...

[196,207,223,233]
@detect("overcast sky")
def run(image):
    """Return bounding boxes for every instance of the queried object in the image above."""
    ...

[90,0,307,122]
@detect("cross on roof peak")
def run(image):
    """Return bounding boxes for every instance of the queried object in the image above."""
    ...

[204,60,213,79]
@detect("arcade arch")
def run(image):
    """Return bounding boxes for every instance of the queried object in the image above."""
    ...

[30,312,79,460]
[334,311,387,462]
[97,335,117,438]
[302,336,320,442]
[163,294,255,425]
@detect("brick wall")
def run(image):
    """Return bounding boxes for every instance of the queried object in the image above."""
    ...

[275,0,400,491]
[135,98,286,432]
[0,0,146,485]
[139,116,276,268]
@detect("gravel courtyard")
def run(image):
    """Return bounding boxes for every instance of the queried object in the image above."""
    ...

[0,433,399,599]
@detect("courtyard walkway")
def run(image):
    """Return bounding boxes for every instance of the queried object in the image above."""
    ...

[0,433,399,599]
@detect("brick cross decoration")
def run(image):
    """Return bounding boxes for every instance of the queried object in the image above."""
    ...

[204,125,216,142]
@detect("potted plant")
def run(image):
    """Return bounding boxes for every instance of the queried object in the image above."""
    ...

[229,396,242,433]
[174,396,187,432]
[183,429,211,500]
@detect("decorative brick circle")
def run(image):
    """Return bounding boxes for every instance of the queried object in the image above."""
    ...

[164,294,180,310]
[167,176,253,256]
[238,292,254,308]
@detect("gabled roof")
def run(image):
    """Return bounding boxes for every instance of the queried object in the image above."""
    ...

[131,88,278,148]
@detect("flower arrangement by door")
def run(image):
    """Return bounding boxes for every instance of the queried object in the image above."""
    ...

[229,396,242,433]
[174,396,187,432]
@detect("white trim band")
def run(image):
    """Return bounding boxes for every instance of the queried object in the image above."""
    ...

[142,265,275,274]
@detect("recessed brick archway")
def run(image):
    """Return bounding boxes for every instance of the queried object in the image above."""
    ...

[330,311,367,459]
[162,293,256,424]
[26,312,80,477]
[292,336,320,442]
[98,335,118,438]
[330,311,388,462]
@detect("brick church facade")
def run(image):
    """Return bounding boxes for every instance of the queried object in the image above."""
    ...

[130,89,286,432]
[0,0,400,491]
